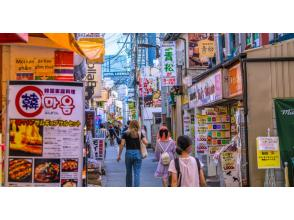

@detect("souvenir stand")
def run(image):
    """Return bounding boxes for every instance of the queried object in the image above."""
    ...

[193,63,248,186]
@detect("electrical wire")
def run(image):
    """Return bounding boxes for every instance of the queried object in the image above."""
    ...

[105,34,130,61]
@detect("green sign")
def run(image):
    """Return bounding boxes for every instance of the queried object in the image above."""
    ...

[274,99,294,186]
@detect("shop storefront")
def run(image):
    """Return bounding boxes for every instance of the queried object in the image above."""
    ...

[193,63,248,187]
[1,34,105,187]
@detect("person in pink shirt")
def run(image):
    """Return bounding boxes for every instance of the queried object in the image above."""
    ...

[168,135,206,187]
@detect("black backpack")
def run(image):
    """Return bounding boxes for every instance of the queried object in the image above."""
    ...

[168,157,201,187]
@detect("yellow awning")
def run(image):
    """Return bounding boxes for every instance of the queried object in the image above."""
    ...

[44,33,105,63]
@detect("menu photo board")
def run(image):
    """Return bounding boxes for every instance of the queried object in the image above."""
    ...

[5,81,84,187]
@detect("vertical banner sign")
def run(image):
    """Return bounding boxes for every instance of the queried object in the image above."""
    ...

[256,137,281,169]
[183,111,191,136]
[5,81,84,187]
[274,99,294,186]
[161,41,177,86]
[85,110,96,137]
[93,138,105,160]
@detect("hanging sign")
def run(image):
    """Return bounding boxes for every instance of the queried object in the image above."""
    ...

[198,39,215,58]
[228,63,242,97]
[195,70,223,107]
[5,81,84,187]
[161,41,177,86]
[256,137,281,169]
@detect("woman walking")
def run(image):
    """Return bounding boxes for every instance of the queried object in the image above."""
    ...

[169,135,206,187]
[154,126,176,187]
[117,120,148,187]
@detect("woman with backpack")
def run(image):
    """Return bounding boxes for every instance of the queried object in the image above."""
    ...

[168,135,207,187]
[154,126,176,187]
[117,120,148,187]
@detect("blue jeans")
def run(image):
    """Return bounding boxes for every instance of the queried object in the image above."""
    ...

[125,150,142,187]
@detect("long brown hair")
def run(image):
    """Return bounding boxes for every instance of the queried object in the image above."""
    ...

[127,120,140,138]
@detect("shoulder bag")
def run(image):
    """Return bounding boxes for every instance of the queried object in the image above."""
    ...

[138,132,148,159]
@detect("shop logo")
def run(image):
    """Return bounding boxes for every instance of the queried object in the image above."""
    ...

[281,109,294,116]
[15,86,76,117]
[15,86,44,117]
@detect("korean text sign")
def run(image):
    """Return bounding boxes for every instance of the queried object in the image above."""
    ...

[5,81,84,187]
[256,137,281,169]
[161,41,177,86]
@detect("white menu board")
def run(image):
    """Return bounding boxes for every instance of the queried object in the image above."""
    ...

[5,81,84,187]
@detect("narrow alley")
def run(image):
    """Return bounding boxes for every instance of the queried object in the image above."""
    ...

[102,145,162,187]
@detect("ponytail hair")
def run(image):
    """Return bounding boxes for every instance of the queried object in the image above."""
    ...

[176,135,192,155]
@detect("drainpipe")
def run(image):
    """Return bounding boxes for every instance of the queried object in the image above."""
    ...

[178,37,188,77]
[240,53,250,187]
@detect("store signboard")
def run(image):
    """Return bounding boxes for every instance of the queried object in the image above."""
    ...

[228,63,242,97]
[5,81,84,187]
[161,41,177,86]
[85,110,96,137]
[93,138,105,160]
[195,70,223,107]
[198,39,215,58]
[16,58,55,80]
[15,58,35,80]
[183,111,191,136]
[256,137,281,169]
[221,151,238,171]
[188,84,197,109]
[188,33,212,67]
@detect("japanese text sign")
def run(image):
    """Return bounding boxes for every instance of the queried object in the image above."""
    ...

[256,137,281,169]
[198,39,215,58]
[161,41,177,86]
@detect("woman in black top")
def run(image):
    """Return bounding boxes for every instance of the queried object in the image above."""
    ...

[117,120,148,187]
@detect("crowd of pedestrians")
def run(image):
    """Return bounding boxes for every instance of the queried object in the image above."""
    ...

[100,119,207,187]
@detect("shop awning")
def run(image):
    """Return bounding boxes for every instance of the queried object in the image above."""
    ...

[44,33,105,63]
[0,33,28,43]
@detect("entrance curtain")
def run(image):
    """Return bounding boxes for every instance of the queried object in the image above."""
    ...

[274,99,294,186]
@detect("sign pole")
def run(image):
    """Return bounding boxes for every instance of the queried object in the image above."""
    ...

[264,128,277,187]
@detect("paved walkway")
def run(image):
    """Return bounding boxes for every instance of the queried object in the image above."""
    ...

[102,145,162,187]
